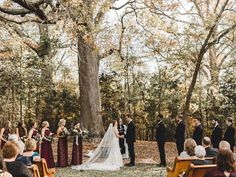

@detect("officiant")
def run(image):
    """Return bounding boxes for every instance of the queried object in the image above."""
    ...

[118,118,126,155]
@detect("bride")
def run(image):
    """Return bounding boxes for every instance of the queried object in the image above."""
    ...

[72,120,124,171]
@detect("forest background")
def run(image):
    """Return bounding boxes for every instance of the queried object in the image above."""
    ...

[0,0,235,141]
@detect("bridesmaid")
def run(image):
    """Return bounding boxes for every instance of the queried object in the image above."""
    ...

[71,122,83,165]
[57,119,69,167]
[0,121,12,149]
[41,121,55,168]
[16,121,27,143]
[28,121,40,153]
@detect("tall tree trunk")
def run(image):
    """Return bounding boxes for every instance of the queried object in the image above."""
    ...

[183,49,206,137]
[77,35,103,138]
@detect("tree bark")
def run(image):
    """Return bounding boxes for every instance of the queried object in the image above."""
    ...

[77,35,104,138]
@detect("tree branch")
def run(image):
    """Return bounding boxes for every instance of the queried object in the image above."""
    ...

[111,0,135,10]
[0,6,32,16]
[11,0,48,20]
[206,23,236,50]
[0,13,43,24]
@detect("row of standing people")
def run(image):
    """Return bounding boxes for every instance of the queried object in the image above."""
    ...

[0,119,83,168]
[155,114,235,166]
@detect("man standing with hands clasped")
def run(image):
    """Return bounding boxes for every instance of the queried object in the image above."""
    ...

[125,114,136,167]
[156,114,166,167]
[174,114,185,155]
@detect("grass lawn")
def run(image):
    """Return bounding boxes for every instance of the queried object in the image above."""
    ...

[51,140,177,177]
[55,164,167,177]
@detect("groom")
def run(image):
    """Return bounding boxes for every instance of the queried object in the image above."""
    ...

[125,114,136,166]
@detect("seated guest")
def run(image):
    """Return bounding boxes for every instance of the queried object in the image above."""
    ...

[202,137,218,157]
[17,138,40,166]
[2,142,33,177]
[219,140,231,150]
[204,149,236,177]
[192,145,213,165]
[180,138,197,158]
[219,140,236,159]
[0,153,12,177]
[8,134,25,155]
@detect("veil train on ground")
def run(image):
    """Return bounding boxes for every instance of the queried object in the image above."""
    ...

[72,123,123,171]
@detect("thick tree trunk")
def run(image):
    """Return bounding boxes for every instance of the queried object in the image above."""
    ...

[209,47,220,88]
[209,47,220,114]
[78,35,104,138]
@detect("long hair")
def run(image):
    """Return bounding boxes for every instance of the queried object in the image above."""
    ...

[0,153,7,171]
[4,120,11,130]
[17,121,27,137]
[217,149,235,172]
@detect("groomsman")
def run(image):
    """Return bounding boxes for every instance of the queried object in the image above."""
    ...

[174,114,185,155]
[223,117,235,152]
[125,114,136,166]
[192,117,203,145]
[156,114,166,166]
[211,118,222,149]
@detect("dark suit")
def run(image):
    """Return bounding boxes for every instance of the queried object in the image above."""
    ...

[223,124,235,152]
[192,124,203,145]
[174,120,185,155]
[205,147,218,157]
[156,121,166,165]
[211,125,222,149]
[118,124,126,154]
[125,120,136,165]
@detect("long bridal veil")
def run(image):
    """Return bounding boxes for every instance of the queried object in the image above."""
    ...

[72,123,123,171]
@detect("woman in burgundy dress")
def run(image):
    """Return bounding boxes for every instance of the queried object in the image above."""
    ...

[57,119,69,167]
[41,121,55,168]
[71,122,83,165]
[16,121,27,143]
[28,121,40,153]
[0,120,12,149]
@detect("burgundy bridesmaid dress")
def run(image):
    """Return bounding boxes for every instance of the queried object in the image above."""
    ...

[1,128,10,149]
[32,129,40,153]
[41,129,55,168]
[71,129,83,165]
[57,129,68,167]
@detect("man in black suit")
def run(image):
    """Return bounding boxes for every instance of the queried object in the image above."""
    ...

[223,117,235,152]
[125,114,136,166]
[192,117,203,145]
[174,114,185,155]
[202,137,218,157]
[156,114,166,166]
[211,118,222,149]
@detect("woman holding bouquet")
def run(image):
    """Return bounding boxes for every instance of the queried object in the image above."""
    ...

[71,122,83,165]
[57,119,69,167]
[41,121,55,168]
[28,121,40,153]
[16,121,27,143]
[0,120,12,149]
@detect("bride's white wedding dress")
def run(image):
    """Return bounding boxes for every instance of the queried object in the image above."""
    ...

[72,123,123,171]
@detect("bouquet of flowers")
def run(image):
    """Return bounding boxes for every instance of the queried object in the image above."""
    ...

[20,135,28,142]
[81,129,89,139]
[33,133,42,143]
[70,129,82,137]
[46,133,54,142]
[59,128,69,137]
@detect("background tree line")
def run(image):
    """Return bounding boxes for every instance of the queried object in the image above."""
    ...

[0,0,235,140]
